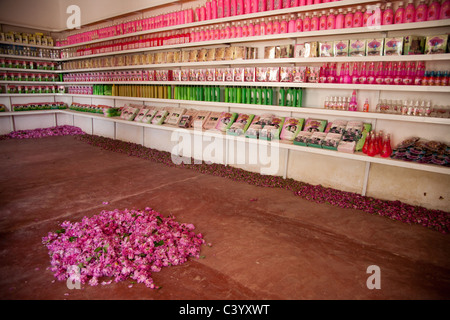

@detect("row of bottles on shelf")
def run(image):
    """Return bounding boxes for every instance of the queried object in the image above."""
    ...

[60,0,450,46]
[319,61,449,86]
[0,44,60,59]
[362,130,392,158]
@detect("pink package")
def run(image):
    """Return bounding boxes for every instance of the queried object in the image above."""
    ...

[181,69,190,81]
[197,69,207,81]
[172,69,182,81]
[224,68,234,82]
[267,67,280,82]
[244,67,255,82]
[206,68,215,81]
[215,68,226,81]
[234,67,244,81]
[280,67,293,82]
[256,67,268,82]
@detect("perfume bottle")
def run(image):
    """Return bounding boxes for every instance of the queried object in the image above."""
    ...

[359,62,367,84]
[280,15,288,33]
[273,16,281,33]
[384,62,394,85]
[327,63,337,83]
[319,63,328,83]
[351,62,359,84]
[266,17,273,34]
[260,18,267,35]
[248,20,255,36]
[362,131,371,154]
[254,19,261,36]
[394,1,405,24]
[367,62,376,84]
[363,98,369,112]
[440,0,450,19]
[375,62,385,85]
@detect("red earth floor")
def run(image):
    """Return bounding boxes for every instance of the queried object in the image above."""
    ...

[0,135,449,300]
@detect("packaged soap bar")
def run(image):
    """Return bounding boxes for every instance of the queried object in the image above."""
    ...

[280,117,305,141]
[234,68,244,82]
[264,46,279,59]
[134,108,150,122]
[244,67,256,82]
[307,132,327,148]
[256,67,268,82]
[334,40,349,57]
[234,46,246,60]
[259,116,285,141]
[303,118,327,132]
[384,37,404,56]
[425,35,448,54]
[191,110,211,128]
[197,48,208,62]
[206,68,215,81]
[164,108,186,125]
[224,47,235,60]
[206,48,216,61]
[215,47,226,60]
[245,114,274,139]
[215,112,238,132]
[178,109,198,128]
[143,107,157,123]
[279,45,294,58]
[322,132,342,150]
[307,67,320,83]
[337,140,356,153]
[342,121,364,141]
[327,119,348,134]
[151,109,169,125]
[280,67,293,82]
[227,113,255,136]
[293,131,312,146]
[267,67,280,82]
[319,41,334,57]
[294,42,318,58]
[203,111,222,130]
[366,38,384,56]
[224,68,234,82]
[122,106,139,121]
[292,66,307,83]
[403,35,425,55]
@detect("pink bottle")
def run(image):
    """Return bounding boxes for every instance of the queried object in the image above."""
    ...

[363,5,371,26]
[344,8,354,28]
[311,12,319,31]
[283,0,291,8]
[394,1,405,24]
[359,62,367,84]
[212,0,218,19]
[259,0,267,12]
[273,16,281,33]
[405,0,416,23]
[319,10,327,30]
[291,0,299,6]
[236,22,243,37]
[267,0,274,11]
[376,62,385,85]
[230,22,236,37]
[248,20,255,35]
[266,17,273,34]
[254,19,261,35]
[236,0,244,14]
[343,62,351,84]
[288,14,296,32]
[319,63,329,83]
[195,6,201,21]
[353,5,363,27]
[382,2,394,25]
[404,61,415,85]
[427,0,441,20]
[327,63,337,83]
[218,0,224,18]
[351,62,359,84]
[395,62,406,85]
[303,12,311,31]
[274,0,283,10]
[280,16,288,33]
[224,0,231,17]
[251,0,258,13]
[415,0,428,22]
[296,14,303,32]
[206,1,212,20]
[367,62,376,84]
[327,9,336,29]
[384,62,394,85]
[260,18,267,35]
[242,22,248,36]
[335,8,345,29]
[440,0,450,19]
[307,0,313,5]
[230,0,237,15]
[299,0,306,6]
[200,5,207,20]
[414,61,425,85]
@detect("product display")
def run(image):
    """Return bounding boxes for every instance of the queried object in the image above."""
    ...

[13,101,67,111]
[391,137,449,166]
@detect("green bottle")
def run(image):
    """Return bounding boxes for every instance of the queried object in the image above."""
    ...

[286,88,293,107]
[296,88,302,107]
[256,87,262,105]
[279,88,286,106]
[224,87,229,103]
[205,86,210,102]
[266,87,273,105]
[167,86,172,100]
[236,86,242,103]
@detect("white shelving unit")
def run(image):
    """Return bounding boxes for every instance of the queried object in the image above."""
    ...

[1,0,449,210]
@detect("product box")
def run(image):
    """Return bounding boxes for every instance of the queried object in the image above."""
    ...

[279,44,294,58]
[334,40,349,57]
[280,67,293,82]
[164,108,186,126]
[226,113,255,136]
[322,132,343,150]
[342,121,364,141]
[292,66,307,83]
[319,41,334,57]
[403,35,425,55]
[191,110,210,129]
[327,119,348,135]
[337,140,356,153]
[178,109,198,128]
[384,37,404,56]
[143,107,157,123]
[366,38,384,56]
[307,132,327,148]
[425,34,448,54]
[202,111,222,130]
[121,106,139,121]
[150,109,169,125]
[133,108,150,122]
[293,131,312,146]
[264,46,280,59]
[307,67,320,83]
[244,67,256,82]
[280,117,305,141]
[303,118,327,132]
[245,114,274,139]
[294,42,318,58]
[259,116,284,141]
[215,112,238,132]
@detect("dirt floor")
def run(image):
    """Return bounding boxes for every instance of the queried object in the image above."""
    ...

[0,135,449,301]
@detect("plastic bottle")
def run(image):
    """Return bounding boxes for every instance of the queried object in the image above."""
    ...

[266,17,273,34]
[382,2,394,25]
[303,12,311,31]
[242,21,248,37]
[295,14,303,32]
[362,131,371,154]
[319,63,328,83]
[394,1,405,24]
[248,20,255,36]
[259,0,267,12]
[251,0,259,13]
[384,62,394,85]
[363,98,370,112]
[380,134,392,157]
[280,15,288,33]
[395,62,406,85]
[327,9,336,29]
[427,0,441,20]
[236,22,243,37]
[349,90,358,111]
[236,0,244,14]
[363,5,371,26]
[260,18,267,35]
[405,0,416,23]
[311,12,319,31]
[254,19,261,36]
[351,62,359,84]
[414,61,426,85]
[327,63,337,83]
[319,10,327,30]
[344,8,354,28]
[353,6,363,27]
[273,16,281,33]
[440,0,450,19]
[367,62,376,84]
[274,0,283,10]
[267,0,274,11]
[335,8,345,29]
[415,0,428,22]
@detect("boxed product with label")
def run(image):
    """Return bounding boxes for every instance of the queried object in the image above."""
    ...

[245,114,274,139]
[303,118,327,132]
[260,116,285,141]
[280,117,305,141]
[150,109,169,125]
[215,112,238,132]
[322,133,343,150]
[334,40,349,57]
[226,113,255,136]
[403,35,425,55]
[191,110,211,128]
[319,41,334,57]
[384,37,404,56]
[307,132,327,148]
[294,42,318,58]
[292,66,307,83]
[164,108,186,126]
[293,131,312,146]
[203,111,222,130]
[425,34,448,54]
[366,38,384,56]
[178,109,198,128]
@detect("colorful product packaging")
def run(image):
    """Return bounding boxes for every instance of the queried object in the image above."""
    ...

[226,113,255,136]
[384,37,404,56]
[280,117,305,141]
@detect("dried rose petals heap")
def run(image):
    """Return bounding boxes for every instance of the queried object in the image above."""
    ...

[42,207,205,288]
[0,125,84,140]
